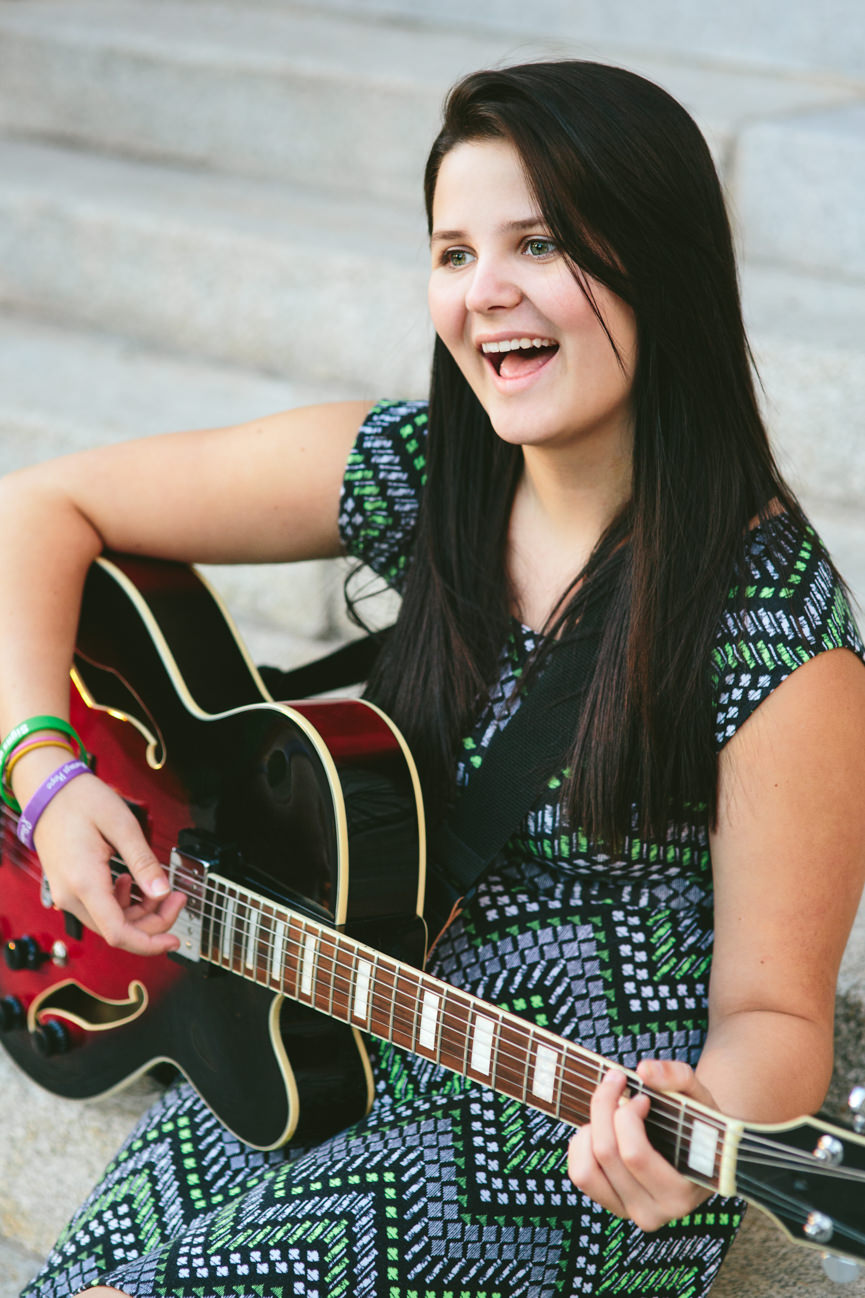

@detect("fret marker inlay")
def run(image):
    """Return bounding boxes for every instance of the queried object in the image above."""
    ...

[353,959,372,1021]
[687,1119,719,1178]
[419,991,440,1050]
[221,894,237,963]
[532,1044,558,1103]
[244,910,260,970]
[270,918,286,983]
[470,1014,496,1076]
[301,933,317,997]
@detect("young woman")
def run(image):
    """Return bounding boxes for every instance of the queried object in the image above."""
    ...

[5,60,865,1298]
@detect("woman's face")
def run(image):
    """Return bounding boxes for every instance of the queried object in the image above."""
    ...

[428,138,637,464]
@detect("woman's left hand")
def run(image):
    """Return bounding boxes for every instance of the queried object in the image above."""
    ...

[567,1059,715,1231]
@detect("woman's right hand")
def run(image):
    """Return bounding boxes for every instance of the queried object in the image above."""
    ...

[11,747,186,956]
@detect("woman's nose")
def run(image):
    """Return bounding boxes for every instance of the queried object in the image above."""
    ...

[464,255,523,313]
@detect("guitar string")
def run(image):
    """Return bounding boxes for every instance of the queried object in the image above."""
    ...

[201,896,865,1179]
[2,839,855,1173]
[7,837,865,1185]
[7,853,865,1248]
[161,872,865,1173]
[3,840,729,1158]
[735,1169,865,1250]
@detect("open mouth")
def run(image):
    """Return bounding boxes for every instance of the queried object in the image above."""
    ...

[480,336,559,379]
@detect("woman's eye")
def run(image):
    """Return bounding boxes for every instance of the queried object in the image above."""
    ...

[442,248,474,268]
[525,237,557,258]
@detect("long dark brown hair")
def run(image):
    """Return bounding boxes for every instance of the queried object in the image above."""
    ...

[353,61,807,847]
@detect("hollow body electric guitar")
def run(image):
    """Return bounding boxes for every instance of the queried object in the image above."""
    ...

[1,555,865,1274]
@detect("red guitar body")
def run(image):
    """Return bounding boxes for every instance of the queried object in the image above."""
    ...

[0,555,426,1149]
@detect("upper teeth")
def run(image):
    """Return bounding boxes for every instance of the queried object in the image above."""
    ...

[481,337,556,354]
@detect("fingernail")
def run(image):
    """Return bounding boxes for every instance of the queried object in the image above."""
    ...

[150,878,169,897]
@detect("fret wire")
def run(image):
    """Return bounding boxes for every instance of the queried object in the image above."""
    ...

[70,860,729,1159]
[229,890,241,970]
[434,986,444,1064]
[0,842,773,1174]
[369,949,381,1033]
[523,1025,533,1105]
[490,1007,503,1092]
[458,987,472,1078]
[674,1098,686,1171]
[350,945,365,1024]
[224,913,695,1138]
[407,968,420,1054]
[318,928,336,1018]
[326,930,337,1017]
[237,893,250,976]
[206,910,700,1137]
[0,844,775,1175]
[385,951,398,1043]
[554,1048,564,1123]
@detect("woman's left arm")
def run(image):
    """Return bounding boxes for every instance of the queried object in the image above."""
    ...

[568,646,865,1229]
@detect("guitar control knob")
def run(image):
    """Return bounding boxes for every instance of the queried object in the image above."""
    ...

[4,935,44,971]
[822,1253,862,1284]
[848,1084,865,1134]
[804,1211,834,1244]
[30,1019,71,1057]
[0,995,24,1031]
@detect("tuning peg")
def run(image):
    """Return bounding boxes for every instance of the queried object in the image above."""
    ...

[822,1253,862,1284]
[847,1085,865,1134]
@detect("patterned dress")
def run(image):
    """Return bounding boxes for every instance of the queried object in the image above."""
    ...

[22,400,865,1298]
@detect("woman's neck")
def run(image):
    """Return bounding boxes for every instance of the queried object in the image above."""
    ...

[507,439,632,631]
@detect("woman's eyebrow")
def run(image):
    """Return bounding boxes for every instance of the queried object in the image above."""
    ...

[430,217,547,245]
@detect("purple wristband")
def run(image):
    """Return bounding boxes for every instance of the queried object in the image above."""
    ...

[16,759,90,850]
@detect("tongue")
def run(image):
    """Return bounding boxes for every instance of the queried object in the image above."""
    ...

[499,347,554,379]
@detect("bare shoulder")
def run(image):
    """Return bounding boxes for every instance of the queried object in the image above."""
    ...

[710,646,865,1024]
[717,646,865,811]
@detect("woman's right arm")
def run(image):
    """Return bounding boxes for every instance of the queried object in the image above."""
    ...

[0,399,370,953]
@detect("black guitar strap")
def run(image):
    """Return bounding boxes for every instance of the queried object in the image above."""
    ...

[423,578,613,940]
[257,630,390,699]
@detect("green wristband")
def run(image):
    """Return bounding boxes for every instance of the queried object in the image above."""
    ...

[0,714,90,814]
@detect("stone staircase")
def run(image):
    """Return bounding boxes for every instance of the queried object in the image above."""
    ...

[0,2,863,1292]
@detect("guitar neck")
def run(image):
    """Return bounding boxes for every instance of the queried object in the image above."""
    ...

[194,868,740,1197]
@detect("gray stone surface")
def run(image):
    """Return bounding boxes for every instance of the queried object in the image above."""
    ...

[715,1208,865,1295]
[0,1049,155,1262]
[0,310,349,467]
[0,1235,42,1297]
[0,0,858,204]
[736,104,865,282]
[291,0,865,80]
[0,138,431,394]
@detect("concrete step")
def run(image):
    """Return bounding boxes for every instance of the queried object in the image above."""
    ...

[0,1233,42,1297]
[0,309,365,648]
[742,265,865,605]
[0,136,431,396]
[736,102,865,283]
[0,1,858,205]
[287,0,865,82]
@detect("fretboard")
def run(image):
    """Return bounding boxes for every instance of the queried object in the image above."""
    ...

[199,871,735,1193]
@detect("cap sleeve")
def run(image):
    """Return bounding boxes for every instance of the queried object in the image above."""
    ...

[338,399,429,592]
[713,516,865,748]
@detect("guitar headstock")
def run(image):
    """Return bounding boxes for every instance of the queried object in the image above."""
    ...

[735,1091,865,1270]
